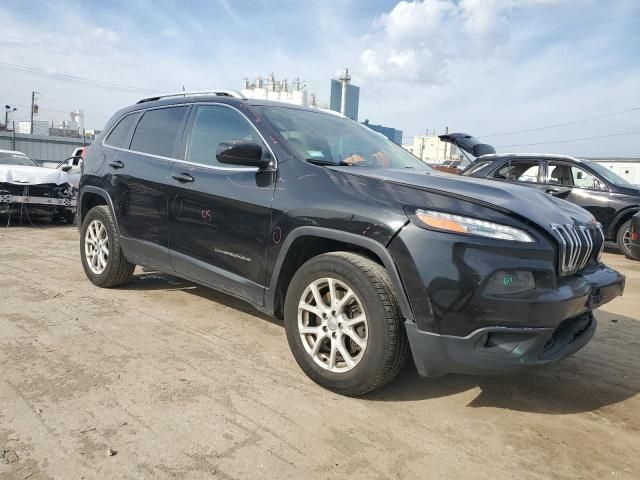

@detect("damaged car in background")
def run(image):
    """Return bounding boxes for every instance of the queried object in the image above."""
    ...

[0,149,77,224]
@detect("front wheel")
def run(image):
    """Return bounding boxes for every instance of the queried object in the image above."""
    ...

[80,206,135,287]
[284,252,408,396]
[616,219,634,259]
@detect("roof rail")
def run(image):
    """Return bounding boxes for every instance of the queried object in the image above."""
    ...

[136,90,246,104]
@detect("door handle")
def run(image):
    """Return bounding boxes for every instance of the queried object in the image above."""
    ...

[172,172,195,183]
[109,160,125,169]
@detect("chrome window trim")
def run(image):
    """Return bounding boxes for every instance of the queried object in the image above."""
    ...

[183,102,276,171]
[101,102,276,173]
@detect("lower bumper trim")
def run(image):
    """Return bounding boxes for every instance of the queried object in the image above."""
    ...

[406,312,597,378]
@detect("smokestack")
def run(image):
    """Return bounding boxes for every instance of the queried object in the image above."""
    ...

[339,68,351,116]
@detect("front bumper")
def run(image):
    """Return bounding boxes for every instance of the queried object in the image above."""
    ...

[0,194,76,208]
[406,264,625,377]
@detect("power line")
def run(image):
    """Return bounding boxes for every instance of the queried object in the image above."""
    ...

[481,107,640,138]
[496,130,640,148]
[12,104,109,119]
[0,61,159,95]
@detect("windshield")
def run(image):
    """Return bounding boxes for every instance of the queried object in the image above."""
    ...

[257,106,433,171]
[0,152,38,167]
[588,161,632,186]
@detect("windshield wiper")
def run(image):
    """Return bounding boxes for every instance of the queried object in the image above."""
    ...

[306,158,350,167]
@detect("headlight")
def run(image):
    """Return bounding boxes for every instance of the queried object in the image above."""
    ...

[414,209,535,243]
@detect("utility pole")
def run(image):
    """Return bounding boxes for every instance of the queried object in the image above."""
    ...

[30,91,35,134]
[4,105,17,131]
[30,91,40,134]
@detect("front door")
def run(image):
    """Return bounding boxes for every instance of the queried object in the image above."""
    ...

[168,104,276,305]
[543,160,612,227]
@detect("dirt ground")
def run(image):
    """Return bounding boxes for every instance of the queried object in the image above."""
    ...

[0,225,638,480]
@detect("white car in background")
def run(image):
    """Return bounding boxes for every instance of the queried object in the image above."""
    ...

[0,149,77,224]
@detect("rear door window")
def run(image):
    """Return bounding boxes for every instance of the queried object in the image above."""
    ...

[130,106,189,158]
[493,160,541,183]
[104,113,140,148]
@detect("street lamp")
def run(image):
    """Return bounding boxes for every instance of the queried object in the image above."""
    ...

[5,105,17,130]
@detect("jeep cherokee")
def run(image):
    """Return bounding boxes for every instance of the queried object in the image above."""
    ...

[77,91,625,395]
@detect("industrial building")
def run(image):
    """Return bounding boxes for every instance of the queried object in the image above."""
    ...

[241,74,318,107]
[362,120,402,144]
[403,134,461,163]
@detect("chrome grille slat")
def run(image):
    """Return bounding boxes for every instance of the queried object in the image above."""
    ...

[551,222,603,275]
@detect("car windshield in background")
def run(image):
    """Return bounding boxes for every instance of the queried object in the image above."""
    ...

[0,152,38,167]
[588,161,632,186]
[258,106,433,171]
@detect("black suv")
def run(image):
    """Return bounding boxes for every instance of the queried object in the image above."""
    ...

[440,134,640,259]
[78,92,625,395]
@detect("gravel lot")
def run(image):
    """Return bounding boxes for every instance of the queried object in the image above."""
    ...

[1,225,639,479]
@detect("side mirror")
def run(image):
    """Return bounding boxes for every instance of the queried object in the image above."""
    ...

[61,164,72,172]
[216,142,274,170]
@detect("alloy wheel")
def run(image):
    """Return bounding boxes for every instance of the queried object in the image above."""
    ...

[623,226,632,252]
[84,219,109,274]
[297,277,368,373]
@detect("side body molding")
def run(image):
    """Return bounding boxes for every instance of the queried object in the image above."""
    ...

[264,226,414,322]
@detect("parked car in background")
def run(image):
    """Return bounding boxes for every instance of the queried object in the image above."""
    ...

[629,212,640,260]
[438,134,640,259]
[0,149,77,223]
[72,146,88,159]
[77,91,624,395]
[56,155,83,188]
[461,154,640,258]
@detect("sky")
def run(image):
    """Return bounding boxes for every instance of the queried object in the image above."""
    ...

[1,0,639,156]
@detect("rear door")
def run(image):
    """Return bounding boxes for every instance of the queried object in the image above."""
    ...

[167,104,276,305]
[489,158,545,192]
[106,105,190,270]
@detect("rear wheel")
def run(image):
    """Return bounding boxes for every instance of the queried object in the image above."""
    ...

[284,252,408,396]
[616,219,633,259]
[80,206,135,287]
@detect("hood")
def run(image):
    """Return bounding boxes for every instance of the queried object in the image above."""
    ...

[331,167,593,229]
[0,164,73,186]
[439,133,496,158]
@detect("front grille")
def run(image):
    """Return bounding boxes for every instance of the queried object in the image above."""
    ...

[551,222,604,275]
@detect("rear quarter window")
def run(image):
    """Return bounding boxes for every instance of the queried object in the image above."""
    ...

[104,113,140,149]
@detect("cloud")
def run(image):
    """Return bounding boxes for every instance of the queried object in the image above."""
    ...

[93,27,119,43]
[358,0,559,84]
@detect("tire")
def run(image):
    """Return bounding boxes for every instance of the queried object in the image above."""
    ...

[284,251,409,396]
[616,219,634,259]
[80,205,135,287]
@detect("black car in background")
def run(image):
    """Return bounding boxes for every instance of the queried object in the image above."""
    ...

[439,133,640,259]
[77,93,624,395]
